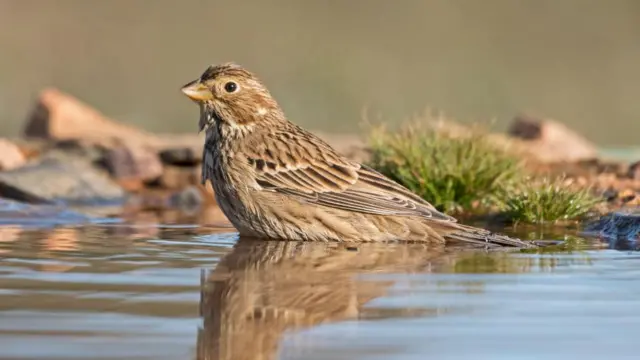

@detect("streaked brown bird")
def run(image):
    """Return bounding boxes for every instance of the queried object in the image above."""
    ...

[181,62,535,248]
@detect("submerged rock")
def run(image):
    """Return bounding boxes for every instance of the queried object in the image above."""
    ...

[0,152,125,205]
[582,208,640,241]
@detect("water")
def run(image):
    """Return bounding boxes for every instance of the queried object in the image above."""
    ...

[0,209,638,360]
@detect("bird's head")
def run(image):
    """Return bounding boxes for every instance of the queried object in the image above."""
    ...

[181,63,282,133]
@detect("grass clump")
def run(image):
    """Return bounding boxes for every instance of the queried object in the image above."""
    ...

[366,118,602,224]
[501,176,601,224]
[367,122,523,214]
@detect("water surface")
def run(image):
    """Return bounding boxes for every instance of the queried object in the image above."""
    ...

[0,211,638,360]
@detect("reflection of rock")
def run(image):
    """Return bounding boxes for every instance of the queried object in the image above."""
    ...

[196,240,465,360]
[0,152,125,204]
[508,114,598,163]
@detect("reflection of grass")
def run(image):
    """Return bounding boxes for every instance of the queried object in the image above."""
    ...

[502,177,601,224]
[450,236,595,273]
[367,120,602,224]
[367,122,522,214]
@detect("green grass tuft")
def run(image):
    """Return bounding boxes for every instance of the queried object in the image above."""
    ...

[366,120,602,224]
[500,176,601,224]
[367,122,523,214]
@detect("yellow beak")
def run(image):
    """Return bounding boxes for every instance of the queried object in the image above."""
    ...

[181,80,213,101]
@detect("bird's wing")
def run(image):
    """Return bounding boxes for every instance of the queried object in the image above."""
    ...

[245,128,456,222]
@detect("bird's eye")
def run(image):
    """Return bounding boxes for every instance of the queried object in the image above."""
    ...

[224,81,238,93]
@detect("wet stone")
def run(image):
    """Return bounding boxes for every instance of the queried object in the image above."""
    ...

[582,208,640,242]
[0,153,126,205]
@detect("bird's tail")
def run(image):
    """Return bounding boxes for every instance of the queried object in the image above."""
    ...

[444,223,539,248]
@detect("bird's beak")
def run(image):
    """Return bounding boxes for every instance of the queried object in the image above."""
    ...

[181,80,213,101]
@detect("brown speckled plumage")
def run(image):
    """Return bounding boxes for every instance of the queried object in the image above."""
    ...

[182,62,536,248]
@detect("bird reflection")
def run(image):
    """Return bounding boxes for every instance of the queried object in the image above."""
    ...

[195,238,474,360]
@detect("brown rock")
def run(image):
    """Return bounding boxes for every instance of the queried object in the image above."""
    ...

[103,145,163,190]
[508,114,598,163]
[154,134,204,161]
[159,147,201,166]
[24,88,162,148]
[628,161,640,180]
[23,88,204,149]
[6,138,49,161]
[198,205,231,227]
[159,165,200,190]
[0,139,27,171]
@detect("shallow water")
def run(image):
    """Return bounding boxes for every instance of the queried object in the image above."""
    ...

[0,209,638,360]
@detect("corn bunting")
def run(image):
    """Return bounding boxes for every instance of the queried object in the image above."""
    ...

[182,63,535,248]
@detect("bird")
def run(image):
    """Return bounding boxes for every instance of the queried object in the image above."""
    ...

[181,62,536,248]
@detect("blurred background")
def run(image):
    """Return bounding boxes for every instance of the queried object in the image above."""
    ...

[1,0,639,146]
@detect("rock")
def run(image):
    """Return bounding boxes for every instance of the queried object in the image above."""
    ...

[602,187,619,202]
[582,208,640,243]
[103,145,163,191]
[24,88,210,159]
[0,139,26,171]
[159,165,200,190]
[0,152,126,205]
[628,161,640,180]
[24,88,162,148]
[159,147,201,166]
[8,138,49,160]
[508,114,598,163]
[168,186,205,215]
[155,134,204,162]
[198,204,231,227]
[51,138,105,162]
[198,179,217,206]
[122,189,170,212]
